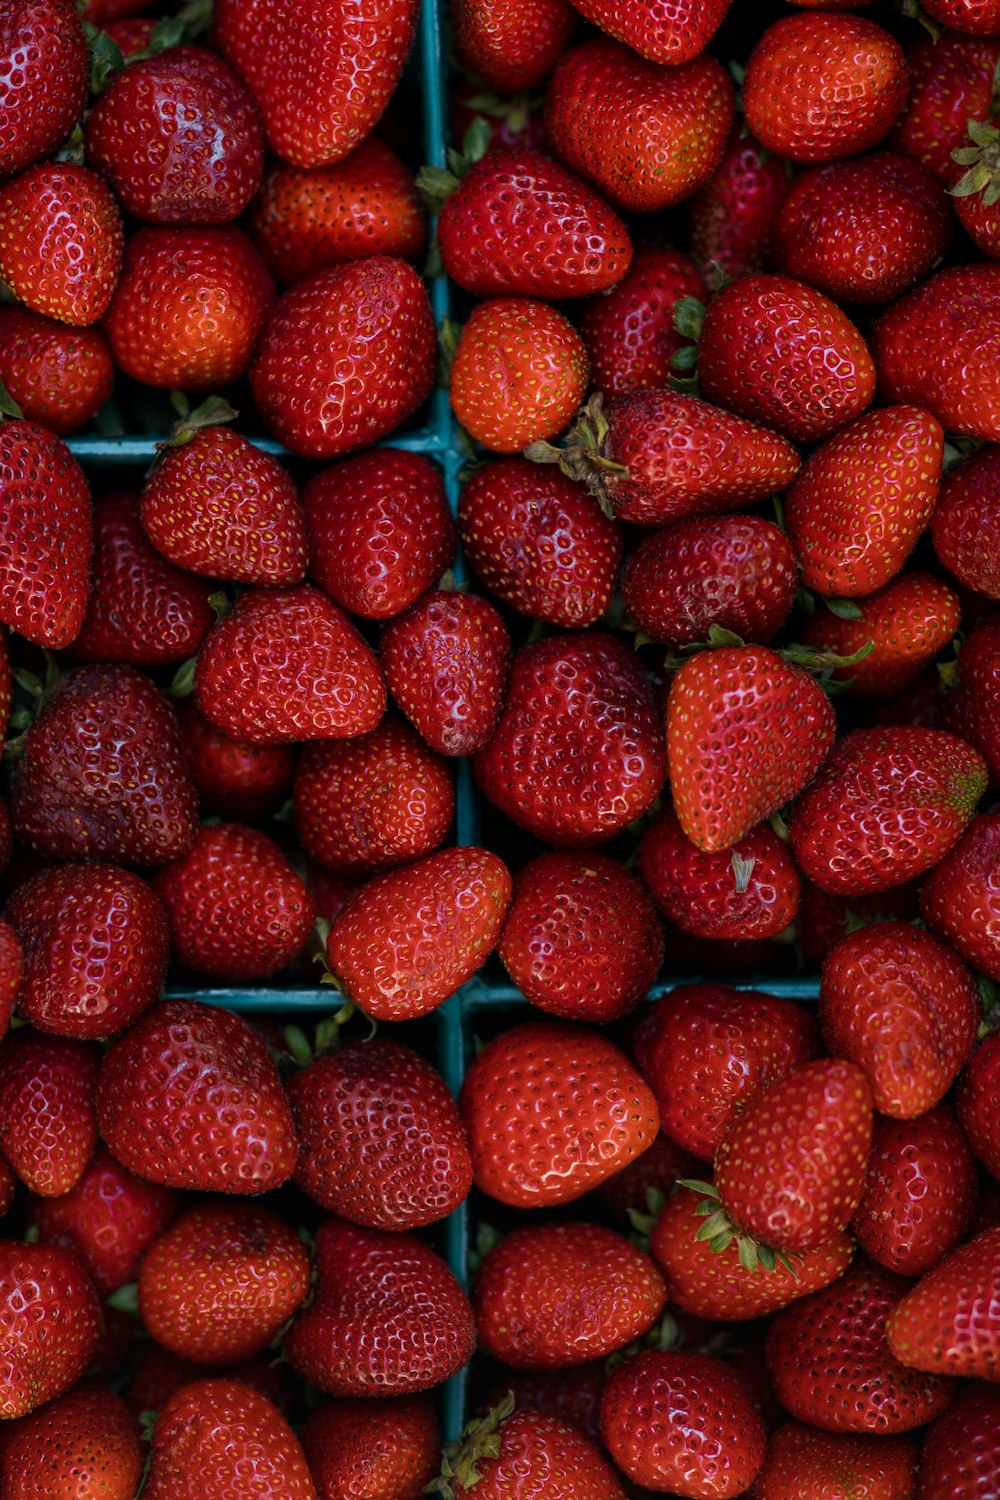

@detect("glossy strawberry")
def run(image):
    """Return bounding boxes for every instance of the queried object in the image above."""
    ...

[687,124,792,290]
[957,1031,1000,1180]
[932,444,1000,598]
[0,164,121,328]
[440,1406,626,1500]
[0,308,113,435]
[0,1383,142,1500]
[327,846,511,1021]
[0,0,88,177]
[250,256,435,459]
[800,574,960,698]
[97,998,298,1193]
[302,1395,439,1500]
[921,811,1000,979]
[886,1227,1000,1381]
[0,1031,98,1197]
[451,0,574,91]
[0,1242,100,1418]
[924,0,1000,30]
[751,1424,919,1500]
[563,0,728,65]
[892,33,1000,182]
[917,1382,1000,1499]
[178,701,293,822]
[578,246,705,399]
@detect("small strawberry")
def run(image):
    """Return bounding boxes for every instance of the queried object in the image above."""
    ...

[0,0,88,177]
[437,1402,626,1500]
[563,0,728,65]
[177,701,293,822]
[380,589,510,756]
[751,1424,919,1500]
[473,631,665,846]
[0,308,113,436]
[460,1020,659,1207]
[932,444,1000,599]
[0,1384,142,1500]
[0,1242,100,1417]
[326,845,511,1021]
[250,256,435,459]
[97,998,298,1193]
[687,124,792,291]
[799,574,960,698]
[921,811,1000,979]
[788,726,987,895]
[450,297,589,452]
[917,1383,1000,1500]
[0,163,122,327]
[0,1030,98,1197]
[578,246,706,399]
[892,32,1000,182]
[886,1226,1000,1381]
[287,1036,472,1230]
[956,1031,1000,1180]
[302,1395,439,1500]
[496,851,664,1023]
[457,457,622,627]
[194,585,386,744]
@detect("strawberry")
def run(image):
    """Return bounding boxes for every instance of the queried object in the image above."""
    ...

[155,823,313,983]
[638,808,800,942]
[0,414,91,648]
[294,716,454,877]
[797,880,921,968]
[460,1020,659,1207]
[871,264,1000,441]
[0,164,122,327]
[0,1031,98,1197]
[6,861,169,1038]
[886,1226,1000,1381]
[432,146,631,299]
[819,922,980,1118]
[101,16,156,53]
[698,274,876,444]
[600,1349,766,1496]
[773,152,952,306]
[595,1132,695,1220]
[788,727,987,895]
[248,137,427,286]
[457,458,621,627]
[450,297,588,453]
[956,1031,1000,1180]
[529,389,801,527]
[0,308,113,436]
[302,449,455,621]
[177,701,293,822]
[97,998,298,1193]
[32,1144,178,1294]
[852,1107,977,1279]
[326,845,511,1021]
[138,1200,311,1364]
[144,1378,316,1500]
[921,811,1000,979]
[932,444,1000,598]
[380,590,510,756]
[944,127,1000,259]
[799,574,960,698]
[544,40,733,214]
[924,0,1000,29]
[917,1383,1000,1500]
[0,1242,100,1417]
[250,256,435,459]
[85,47,264,226]
[194,585,386,744]
[140,426,307,586]
[0,0,88,177]
[743,14,908,164]
[449,85,547,155]
[562,0,728,65]
[484,1367,605,1445]
[302,1395,439,1500]
[287,1036,472,1230]
[451,0,576,93]
[12,665,198,864]
[438,1403,626,1500]
[286,1217,475,1396]
[214,0,420,168]
[623,515,797,648]
[578,246,705,399]
[666,645,835,853]
[892,33,1000,182]
[0,1383,142,1500]
[687,124,792,291]
[0,922,20,1036]
[751,1424,919,1500]
[766,1260,956,1433]
[496,851,664,1023]
[104,226,273,393]
[69,491,214,668]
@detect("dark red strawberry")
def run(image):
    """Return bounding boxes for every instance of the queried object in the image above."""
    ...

[564,0,727,64]
[751,1424,919,1500]
[942,621,1000,785]
[887,1227,1000,1381]
[102,15,156,52]
[0,164,122,327]
[97,998,298,1193]
[302,1395,439,1500]
[956,1031,1000,1180]
[932,445,1000,599]
[0,0,88,177]
[921,811,1000,979]
[0,1030,98,1197]
[800,574,960,698]
[0,308,113,436]
[484,1367,605,1446]
[578,246,705,398]
[380,590,509,757]
[449,84,546,155]
[892,32,1000,182]
[0,922,20,1038]
[0,1242,99,1418]
[687,124,792,291]
[194,585,386,744]
[797,880,921,968]
[0,1383,141,1500]
[438,1404,626,1500]
[595,1132,695,1221]
[288,1036,472,1230]
[451,0,575,93]
[177,701,293,823]
[457,458,621,627]
[917,1382,1000,1499]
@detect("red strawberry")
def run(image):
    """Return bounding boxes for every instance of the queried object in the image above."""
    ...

[544,40,733,213]
[250,256,435,459]
[451,0,576,94]
[921,811,1000,979]
[302,449,454,621]
[624,515,797,648]
[326,845,511,1021]
[449,84,547,156]
[6,861,168,1039]
[917,1383,1000,1500]
[788,727,987,895]
[578,246,705,399]
[886,1226,1000,1381]
[819,922,980,1118]
[562,0,728,65]
[595,1132,695,1221]
[698,274,876,444]
[766,1260,955,1433]
[178,701,293,822]
[600,1349,766,1496]
[102,15,156,51]
[194,585,386,744]
[496,851,664,1023]
[286,1217,475,1396]
[0,308,113,436]
[287,1036,472,1230]
[85,47,263,226]
[105,226,273,393]
[924,0,1000,29]
[438,1404,626,1500]
[0,165,122,327]
[457,458,621,627]
[0,0,88,177]
[461,1020,659,1207]
[214,0,420,168]
[687,124,792,291]
[797,880,921,968]
[450,297,589,452]
[484,1367,605,1445]
[751,1424,919,1500]
[144,1379,316,1500]
[892,33,1000,182]
[932,445,1000,598]
[140,427,306,586]
[0,1383,142,1500]
[33,1144,178,1294]
[380,590,510,756]
[97,998,298,1193]
[0,1031,98,1197]
[956,1031,1000,1180]
[744,14,907,163]
[0,1243,99,1417]
[12,665,198,864]
[0,922,20,1037]
[799,574,960,698]
[302,1395,439,1500]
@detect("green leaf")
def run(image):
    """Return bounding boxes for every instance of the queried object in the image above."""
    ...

[672,295,706,342]
[84,22,125,91]
[706,625,745,649]
[757,1243,777,1272]
[0,377,23,421]
[670,344,699,372]
[282,1025,313,1067]
[737,1237,758,1272]
[416,164,460,213]
[821,596,864,620]
[166,656,196,699]
[106,1282,139,1315]
[709,1228,734,1253]
[695,1210,732,1242]
[461,115,492,165]
[677,1178,719,1199]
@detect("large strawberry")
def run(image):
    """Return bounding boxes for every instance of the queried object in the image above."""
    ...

[178,701,293,823]
[886,1227,1000,1381]
[917,1383,1000,1500]
[563,0,728,64]
[0,164,123,327]
[0,1384,142,1500]
[751,1424,919,1500]
[0,308,113,436]
[0,0,88,177]
[957,1031,1000,1181]
[437,1403,626,1500]
[687,124,792,290]
[932,444,1000,599]
[578,246,705,398]
[0,1030,99,1197]
[0,1241,100,1417]
[799,574,960,698]
[921,811,1000,979]
[302,1395,439,1500]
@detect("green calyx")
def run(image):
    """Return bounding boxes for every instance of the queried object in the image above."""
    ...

[678,1179,801,1278]
[669,295,706,393]
[160,393,239,451]
[416,118,492,213]
[429,1393,515,1497]
[524,393,627,518]
[0,377,23,422]
[952,118,1000,207]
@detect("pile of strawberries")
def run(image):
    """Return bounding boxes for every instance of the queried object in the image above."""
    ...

[0,0,999,1495]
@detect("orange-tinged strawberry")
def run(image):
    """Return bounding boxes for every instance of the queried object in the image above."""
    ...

[799,574,960,698]
[578,246,705,399]
[0,308,113,436]
[886,1227,1000,1382]
[0,1242,100,1418]
[0,164,122,327]
[0,0,88,178]
[751,1424,919,1500]
[0,1383,142,1500]
[451,0,576,93]
[302,1396,439,1500]
[564,0,728,64]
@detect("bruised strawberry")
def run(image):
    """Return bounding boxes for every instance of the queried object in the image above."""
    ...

[687,124,792,290]
[917,1384,1000,1500]
[177,701,293,822]
[0,164,122,327]
[0,0,88,177]
[921,811,1000,979]
[751,1424,919,1500]
[0,308,113,436]
[957,1031,1000,1180]
[0,1030,98,1197]
[0,1242,100,1418]
[302,1395,439,1500]
[0,1383,141,1500]
[578,246,705,398]
[565,0,727,64]
[799,575,960,698]
[886,1227,1000,1381]
[440,1405,626,1500]
[932,444,1000,598]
